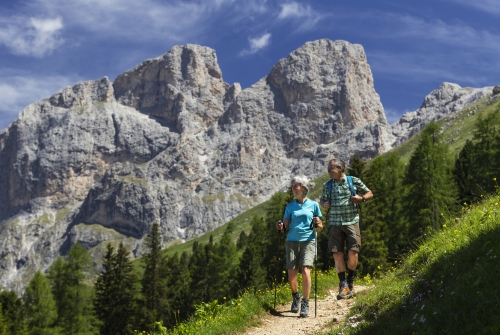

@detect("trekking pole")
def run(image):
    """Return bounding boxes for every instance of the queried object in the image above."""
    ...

[274,220,284,310]
[311,216,319,318]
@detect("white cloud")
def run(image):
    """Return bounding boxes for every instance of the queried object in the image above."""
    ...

[27,0,261,43]
[369,51,490,86]
[393,15,500,53]
[277,2,324,31]
[384,107,412,125]
[239,33,271,56]
[0,73,78,130]
[0,17,64,57]
[445,0,500,16]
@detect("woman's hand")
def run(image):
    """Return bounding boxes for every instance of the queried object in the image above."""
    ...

[313,217,323,233]
[276,220,284,231]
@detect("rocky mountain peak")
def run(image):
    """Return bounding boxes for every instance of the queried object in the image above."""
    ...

[390,82,493,146]
[113,44,229,134]
[4,39,491,293]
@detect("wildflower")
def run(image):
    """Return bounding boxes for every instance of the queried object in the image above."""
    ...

[494,178,497,181]
[443,224,447,228]
[440,213,443,216]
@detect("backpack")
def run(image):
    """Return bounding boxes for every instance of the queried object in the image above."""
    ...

[327,175,356,198]
[326,175,361,211]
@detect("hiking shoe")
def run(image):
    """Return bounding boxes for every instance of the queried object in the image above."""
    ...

[291,292,300,313]
[337,280,352,300]
[347,279,356,295]
[300,298,309,317]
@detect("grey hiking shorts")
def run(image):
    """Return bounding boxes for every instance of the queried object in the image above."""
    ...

[328,223,361,253]
[286,240,315,269]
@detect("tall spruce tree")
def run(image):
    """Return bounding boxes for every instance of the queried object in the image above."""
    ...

[264,191,289,287]
[188,241,209,306]
[163,252,191,326]
[208,225,238,302]
[24,270,59,335]
[347,153,366,179]
[48,243,99,335]
[237,216,268,291]
[94,243,137,335]
[0,303,7,335]
[403,122,458,241]
[453,106,500,203]
[140,222,168,329]
[359,153,405,274]
[0,290,28,335]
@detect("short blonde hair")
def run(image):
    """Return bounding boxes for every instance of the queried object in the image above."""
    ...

[291,175,310,195]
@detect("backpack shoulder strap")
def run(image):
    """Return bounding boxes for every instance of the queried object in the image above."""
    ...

[346,176,356,196]
[327,179,333,202]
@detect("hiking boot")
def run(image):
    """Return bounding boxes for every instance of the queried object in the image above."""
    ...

[337,280,352,300]
[347,279,356,295]
[300,298,309,317]
[291,292,300,313]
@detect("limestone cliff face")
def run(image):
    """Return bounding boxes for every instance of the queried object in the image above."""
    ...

[390,82,493,147]
[1,39,489,292]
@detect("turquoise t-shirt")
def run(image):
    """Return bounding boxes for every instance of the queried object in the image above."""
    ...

[283,199,322,242]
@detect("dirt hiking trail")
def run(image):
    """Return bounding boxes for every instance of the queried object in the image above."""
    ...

[239,285,369,335]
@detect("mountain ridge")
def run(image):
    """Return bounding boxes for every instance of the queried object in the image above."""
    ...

[0,39,494,292]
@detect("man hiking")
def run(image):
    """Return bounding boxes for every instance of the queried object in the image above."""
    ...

[320,159,372,299]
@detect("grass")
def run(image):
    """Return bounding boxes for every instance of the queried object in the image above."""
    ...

[384,94,500,165]
[325,185,500,335]
[130,187,500,334]
[133,270,370,335]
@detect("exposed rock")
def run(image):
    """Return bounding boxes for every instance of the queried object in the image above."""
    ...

[493,85,500,96]
[390,82,493,147]
[0,39,488,292]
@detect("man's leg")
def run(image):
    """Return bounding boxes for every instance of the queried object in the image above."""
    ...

[347,250,358,293]
[333,252,346,273]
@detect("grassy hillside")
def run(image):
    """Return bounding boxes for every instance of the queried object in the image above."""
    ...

[327,190,500,334]
[388,94,500,164]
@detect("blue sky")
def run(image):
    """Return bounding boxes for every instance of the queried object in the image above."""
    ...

[1,0,499,130]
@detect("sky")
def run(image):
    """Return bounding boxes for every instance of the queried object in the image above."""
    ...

[1,0,499,130]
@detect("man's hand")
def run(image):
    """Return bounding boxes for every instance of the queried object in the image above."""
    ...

[320,199,330,209]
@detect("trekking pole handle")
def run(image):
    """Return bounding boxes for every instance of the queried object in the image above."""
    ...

[277,220,285,233]
[310,216,319,230]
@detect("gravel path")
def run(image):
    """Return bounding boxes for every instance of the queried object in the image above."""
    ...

[239,286,369,335]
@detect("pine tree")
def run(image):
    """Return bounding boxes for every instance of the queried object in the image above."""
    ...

[0,290,28,335]
[162,252,191,326]
[453,140,476,204]
[188,241,209,306]
[403,122,458,241]
[48,243,99,335]
[237,216,268,291]
[209,226,238,301]
[366,153,406,258]
[94,243,137,335]
[0,303,7,335]
[264,191,289,287]
[24,270,59,335]
[453,106,500,203]
[140,222,168,329]
[347,153,366,179]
